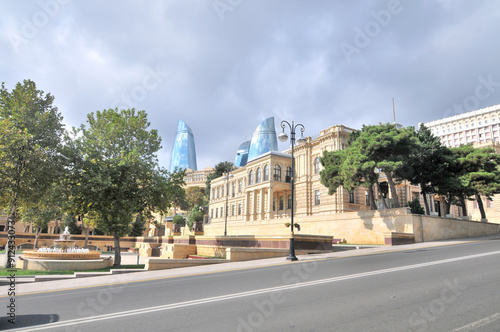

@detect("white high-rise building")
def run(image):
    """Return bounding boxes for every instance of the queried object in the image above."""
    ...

[423,104,500,147]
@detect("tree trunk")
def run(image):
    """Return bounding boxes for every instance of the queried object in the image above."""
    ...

[422,192,430,215]
[34,227,42,249]
[113,232,121,266]
[3,202,17,268]
[84,223,90,247]
[375,181,388,209]
[475,194,487,220]
[385,172,400,208]
[459,195,467,217]
[444,196,451,215]
[368,184,377,210]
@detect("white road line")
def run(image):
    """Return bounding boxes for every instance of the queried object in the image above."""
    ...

[9,250,500,332]
[451,313,500,331]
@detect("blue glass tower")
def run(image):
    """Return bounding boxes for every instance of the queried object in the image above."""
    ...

[247,117,279,161]
[234,141,250,167]
[170,119,198,171]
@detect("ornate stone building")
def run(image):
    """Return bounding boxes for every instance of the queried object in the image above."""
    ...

[207,124,372,227]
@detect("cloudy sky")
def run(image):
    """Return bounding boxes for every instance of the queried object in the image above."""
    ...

[2,0,500,170]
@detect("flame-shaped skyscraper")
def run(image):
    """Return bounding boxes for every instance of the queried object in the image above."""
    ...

[170,119,198,171]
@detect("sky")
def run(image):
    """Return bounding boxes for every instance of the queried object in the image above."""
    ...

[2,0,500,170]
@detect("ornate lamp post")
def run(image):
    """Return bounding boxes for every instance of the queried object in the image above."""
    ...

[278,120,306,261]
[223,171,233,236]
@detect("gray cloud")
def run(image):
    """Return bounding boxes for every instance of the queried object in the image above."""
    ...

[1,0,499,169]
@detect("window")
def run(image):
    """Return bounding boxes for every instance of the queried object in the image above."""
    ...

[256,167,261,183]
[487,199,493,208]
[273,197,276,211]
[287,195,292,209]
[473,200,478,209]
[212,188,215,200]
[232,182,235,197]
[238,180,242,192]
[232,205,235,216]
[285,166,292,183]
[279,196,284,210]
[274,165,281,181]
[217,187,220,198]
[216,208,219,218]
[314,190,320,205]
[249,170,254,185]
[349,191,355,204]
[264,165,269,181]
[238,204,242,215]
[314,157,321,174]
[365,191,370,206]
[211,209,213,219]
[222,186,224,197]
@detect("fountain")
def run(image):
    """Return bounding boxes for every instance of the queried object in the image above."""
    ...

[53,226,76,251]
[16,227,113,271]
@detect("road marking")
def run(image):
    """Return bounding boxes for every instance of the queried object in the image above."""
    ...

[2,239,486,298]
[451,313,500,332]
[7,250,500,332]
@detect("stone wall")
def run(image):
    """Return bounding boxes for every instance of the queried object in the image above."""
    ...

[204,208,500,245]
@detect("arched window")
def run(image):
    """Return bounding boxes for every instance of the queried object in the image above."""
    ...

[314,157,321,174]
[273,165,281,181]
[249,170,254,185]
[263,165,269,181]
[256,167,261,183]
[285,166,292,183]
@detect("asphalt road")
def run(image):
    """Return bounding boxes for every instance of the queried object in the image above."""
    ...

[1,238,500,331]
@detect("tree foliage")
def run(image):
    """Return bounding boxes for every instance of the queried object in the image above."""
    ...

[185,186,207,210]
[66,108,184,265]
[0,80,65,266]
[452,145,500,220]
[63,213,81,235]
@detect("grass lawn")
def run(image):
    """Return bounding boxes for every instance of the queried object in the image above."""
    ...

[0,264,145,276]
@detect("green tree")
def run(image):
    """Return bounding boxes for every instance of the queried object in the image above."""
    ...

[454,145,500,220]
[0,80,65,267]
[321,133,381,210]
[351,124,418,208]
[405,198,425,215]
[67,108,180,266]
[20,183,64,248]
[129,214,147,237]
[187,206,204,229]
[404,124,454,214]
[186,186,207,210]
[62,213,82,235]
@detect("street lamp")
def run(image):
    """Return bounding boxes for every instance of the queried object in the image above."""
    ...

[223,171,233,236]
[278,120,306,261]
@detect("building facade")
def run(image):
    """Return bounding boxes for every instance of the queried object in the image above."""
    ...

[208,124,373,226]
[424,104,500,148]
[184,167,214,189]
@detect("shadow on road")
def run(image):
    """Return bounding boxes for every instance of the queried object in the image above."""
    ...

[1,314,59,330]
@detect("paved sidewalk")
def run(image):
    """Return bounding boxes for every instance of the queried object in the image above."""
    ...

[2,234,499,296]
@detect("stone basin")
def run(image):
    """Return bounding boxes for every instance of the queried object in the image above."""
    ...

[21,250,102,260]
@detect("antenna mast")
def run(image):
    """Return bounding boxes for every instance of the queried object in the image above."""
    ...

[392,98,396,124]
